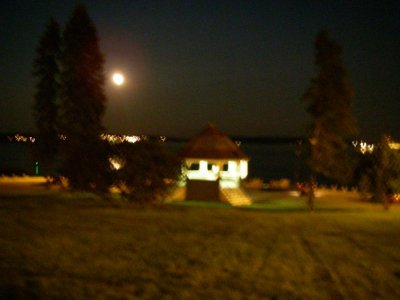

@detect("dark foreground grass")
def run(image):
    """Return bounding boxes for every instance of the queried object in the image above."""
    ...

[0,191,400,299]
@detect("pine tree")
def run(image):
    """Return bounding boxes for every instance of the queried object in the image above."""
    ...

[59,4,111,191]
[32,18,61,173]
[302,30,357,209]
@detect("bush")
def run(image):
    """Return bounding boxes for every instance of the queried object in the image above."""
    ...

[242,178,264,190]
[355,136,400,209]
[267,178,291,190]
[111,140,181,203]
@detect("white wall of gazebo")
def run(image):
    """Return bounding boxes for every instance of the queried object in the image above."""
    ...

[184,158,248,188]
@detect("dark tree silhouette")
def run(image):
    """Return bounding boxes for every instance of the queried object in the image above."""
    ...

[112,140,182,203]
[302,30,357,210]
[59,5,111,191]
[32,18,61,173]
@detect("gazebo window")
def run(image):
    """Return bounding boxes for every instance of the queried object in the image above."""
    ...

[189,163,200,170]
[222,164,228,171]
[207,163,213,171]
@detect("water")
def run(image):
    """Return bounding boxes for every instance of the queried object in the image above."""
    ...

[241,143,302,181]
[0,142,35,175]
[0,140,307,182]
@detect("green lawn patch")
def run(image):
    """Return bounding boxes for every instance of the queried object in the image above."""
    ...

[247,197,307,211]
[169,200,232,209]
[1,191,400,299]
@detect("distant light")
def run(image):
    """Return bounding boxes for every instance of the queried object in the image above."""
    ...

[100,133,141,144]
[109,157,123,170]
[112,73,125,86]
[10,134,36,143]
[353,140,374,154]
[125,136,140,143]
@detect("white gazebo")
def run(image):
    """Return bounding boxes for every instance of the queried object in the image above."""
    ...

[180,123,250,203]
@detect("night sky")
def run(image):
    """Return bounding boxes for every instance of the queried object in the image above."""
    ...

[0,1,399,139]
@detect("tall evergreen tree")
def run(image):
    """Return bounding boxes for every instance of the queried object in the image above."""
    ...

[32,18,61,172]
[59,4,111,191]
[302,30,357,209]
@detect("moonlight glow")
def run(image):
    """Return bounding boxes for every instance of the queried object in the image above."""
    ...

[112,73,125,86]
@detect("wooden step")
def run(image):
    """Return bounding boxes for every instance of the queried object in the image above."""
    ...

[221,188,252,206]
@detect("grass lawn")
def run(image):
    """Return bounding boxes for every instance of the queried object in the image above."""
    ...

[0,188,400,299]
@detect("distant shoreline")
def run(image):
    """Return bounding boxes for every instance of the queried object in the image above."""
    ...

[0,132,305,145]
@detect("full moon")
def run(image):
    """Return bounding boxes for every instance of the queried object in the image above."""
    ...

[112,73,125,86]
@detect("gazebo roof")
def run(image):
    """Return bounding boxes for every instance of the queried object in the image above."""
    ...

[180,123,249,160]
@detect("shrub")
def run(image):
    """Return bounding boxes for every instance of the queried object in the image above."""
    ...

[355,136,400,209]
[111,140,181,203]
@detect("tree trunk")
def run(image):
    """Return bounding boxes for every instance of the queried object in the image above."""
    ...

[307,176,316,211]
[383,193,390,211]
